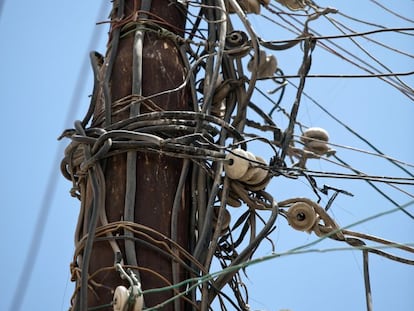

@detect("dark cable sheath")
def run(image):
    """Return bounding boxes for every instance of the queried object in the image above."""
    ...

[363,250,373,311]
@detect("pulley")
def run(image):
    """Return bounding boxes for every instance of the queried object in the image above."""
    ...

[286,202,317,231]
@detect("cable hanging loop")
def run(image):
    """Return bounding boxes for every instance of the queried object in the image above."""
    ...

[224,30,251,57]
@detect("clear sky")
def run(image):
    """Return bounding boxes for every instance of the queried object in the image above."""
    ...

[0,1,413,311]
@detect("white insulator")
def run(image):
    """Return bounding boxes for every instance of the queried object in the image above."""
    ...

[113,286,129,311]
[237,151,256,182]
[247,155,268,185]
[248,50,278,78]
[287,202,317,231]
[247,50,261,72]
[113,285,143,311]
[301,127,330,155]
[302,127,329,142]
[225,30,250,57]
[240,155,268,185]
[225,149,270,191]
[224,149,250,180]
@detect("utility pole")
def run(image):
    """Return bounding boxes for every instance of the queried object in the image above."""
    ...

[60,1,414,311]
[62,1,191,310]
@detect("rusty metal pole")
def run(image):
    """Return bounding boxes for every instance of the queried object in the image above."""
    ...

[68,1,192,310]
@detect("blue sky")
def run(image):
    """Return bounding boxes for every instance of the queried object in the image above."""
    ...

[0,1,413,311]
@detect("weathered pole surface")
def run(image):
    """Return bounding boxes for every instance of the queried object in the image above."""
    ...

[74,1,191,310]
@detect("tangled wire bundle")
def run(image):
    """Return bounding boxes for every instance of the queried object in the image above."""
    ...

[60,1,414,310]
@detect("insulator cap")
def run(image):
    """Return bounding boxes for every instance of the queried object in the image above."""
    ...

[225,149,269,190]
[287,202,317,231]
[224,149,250,180]
[240,155,268,186]
[301,127,330,155]
[301,127,329,142]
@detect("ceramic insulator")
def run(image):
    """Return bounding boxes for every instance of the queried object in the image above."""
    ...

[287,202,317,231]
